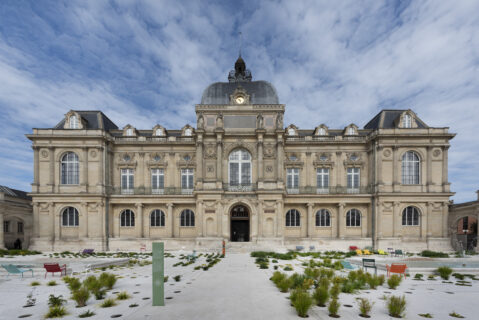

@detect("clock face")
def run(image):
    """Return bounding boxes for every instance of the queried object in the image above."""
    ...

[235,96,245,104]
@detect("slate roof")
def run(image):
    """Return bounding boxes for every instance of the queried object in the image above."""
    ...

[0,185,31,200]
[364,110,428,129]
[201,81,279,105]
[54,111,118,130]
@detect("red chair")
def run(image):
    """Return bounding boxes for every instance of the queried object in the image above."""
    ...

[44,263,67,278]
[349,246,358,251]
[386,263,408,278]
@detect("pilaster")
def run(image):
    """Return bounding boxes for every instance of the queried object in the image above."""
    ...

[307,203,313,238]
[337,203,345,238]
[167,203,174,238]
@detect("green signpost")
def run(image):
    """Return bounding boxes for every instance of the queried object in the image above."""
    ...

[152,242,165,306]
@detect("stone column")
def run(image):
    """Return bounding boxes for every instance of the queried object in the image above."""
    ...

[337,203,345,238]
[52,203,60,241]
[251,202,258,239]
[442,202,449,237]
[216,201,223,237]
[197,201,203,237]
[222,201,229,239]
[442,147,449,192]
[335,152,342,188]
[393,202,400,237]
[144,206,150,239]
[392,146,399,191]
[277,139,284,183]
[426,147,432,192]
[276,200,283,238]
[422,202,431,239]
[307,203,313,238]
[257,138,264,182]
[114,209,120,238]
[258,201,264,238]
[49,147,55,193]
[98,146,105,189]
[33,203,40,238]
[362,206,368,238]
[32,146,39,190]
[216,136,223,183]
[0,208,5,249]
[196,136,203,188]
[136,203,144,238]
[82,147,89,192]
[377,146,383,186]
[80,202,88,238]
[167,203,174,238]
[305,153,311,187]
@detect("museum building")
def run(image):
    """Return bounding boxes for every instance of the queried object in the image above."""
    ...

[26,56,455,251]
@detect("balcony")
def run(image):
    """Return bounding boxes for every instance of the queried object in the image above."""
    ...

[286,186,372,195]
[223,183,257,192]
[107,187,194,195]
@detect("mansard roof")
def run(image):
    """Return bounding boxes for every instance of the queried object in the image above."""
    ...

[54,111,118,130]
[364,109,428,129]
[0,185,31,200]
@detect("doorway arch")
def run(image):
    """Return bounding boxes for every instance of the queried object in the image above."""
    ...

[230,205,250,242]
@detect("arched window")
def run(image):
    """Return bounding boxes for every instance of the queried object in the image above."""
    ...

[348,127,356,135]
[229,149,251,186]
[285,209,300,227]
[402,151,420,185]
[126,128,133,136]
[346,209,361,227]
[180,209,195,227]
[150,209,165,227]
[403,114,412,128]
[155,128,163,136]
[184,128,192,136]
[317,127,326,135]
[69,115,78,129]
[315,209,331,227]
[402,206,420,226]
[120,209,135,227]
[61,152,79,185]
[287,128,296,136]
[62,207,79,226]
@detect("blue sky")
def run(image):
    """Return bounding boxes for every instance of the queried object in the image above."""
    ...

[0,0,478,202]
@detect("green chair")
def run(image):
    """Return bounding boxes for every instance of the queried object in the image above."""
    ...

[2,264,34,278]
[341,260,358,270]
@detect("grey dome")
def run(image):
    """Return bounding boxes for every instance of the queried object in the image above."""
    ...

[200,56,279,105]
[201,80,279,105]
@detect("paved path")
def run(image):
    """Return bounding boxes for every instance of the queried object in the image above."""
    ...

[130,253,298,320]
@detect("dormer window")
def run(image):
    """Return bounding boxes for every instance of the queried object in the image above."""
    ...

[403,114,412,128]
[69,115,78,129]
[348,127,355,135]
[155,128,163,136]
[288,128,296,136]
[318,127,326,135]
[126,128,133,136]
[184,128,192,136]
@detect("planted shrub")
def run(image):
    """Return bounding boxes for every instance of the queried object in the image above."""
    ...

[99,298,117,308]
[420,250,448,258]
[45,306,67,318]
[99,272,117,290]
[78,310,95,318]
[418,313,433,318]
[48,294,66,307]
[452,273,465,280]
[312,285,329,307]
[164,276,169,282]
[449,311,465,318]
[30,281,40,286]
[358,297,373,318]
[84,277,106,300]
[291,289,313,318]
[427,274,436,280]
[277,277,293,293]
[47,280,57,286]
[328,298,341,318]
[173,275,181,282]
[436,266,453,280]
[377,274,385,286]
[72,287,90,307]
[270,271,286,285]
[387,275,402,289]
[67,277,81,292]
[414,274,424,280]
[116,291,131,300]
[387,295,406,318]
[330,283,341,299]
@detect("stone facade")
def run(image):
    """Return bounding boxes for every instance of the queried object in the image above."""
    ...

[448,192,479,251]
[27,57,455,252]
[0,186,32,249]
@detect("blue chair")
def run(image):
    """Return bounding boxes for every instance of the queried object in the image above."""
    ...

[2,264,34,278]
[341,260,358,270]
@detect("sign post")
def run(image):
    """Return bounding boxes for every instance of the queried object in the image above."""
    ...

[152,242,164,306]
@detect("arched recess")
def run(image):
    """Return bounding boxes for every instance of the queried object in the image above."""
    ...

[230,204,250,242]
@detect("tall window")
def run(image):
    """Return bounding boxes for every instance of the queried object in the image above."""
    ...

[151,169,164,194]
[126,128,133,136]
[287,168,300,192]
[285,209,300,227]
[17,222,24,233]
[346,209,361,227]
[121,169,134,194]
[348,127,355,135]
[61,152,79,185]
[316,168,329,193]
[184,128,192,136]
[3,221,10,233]
[229,149,251,186]
[403,114,412,128]
[402,151,420,185]
[181,169,194,190]
[180,209,195,226]
[347,167,360,193]
[120,209,135,227]
[155,128,163,136]
[402,206,420,226]
[315,209,331,227]
[62,207,79,226]
[69,115,78,129]
[317,127,326,135]
[287,128,296,136]
[150,209,165,227]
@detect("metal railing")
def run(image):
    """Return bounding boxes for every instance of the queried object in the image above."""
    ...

[223,183,257,192]
[286,186,372,195]
[107,187,194,195]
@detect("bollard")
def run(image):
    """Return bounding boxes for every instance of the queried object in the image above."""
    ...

[152,242,164,306]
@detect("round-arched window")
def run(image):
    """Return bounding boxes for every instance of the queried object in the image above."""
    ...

[346,209,361,227]
[120,209,135,227]
[228,149,251,186]
[62,207,79,226]
[285,209,301,227]
[315,209,331,227]
[402,206,420,226]
[180,209,195,227]
[150,209,165,227]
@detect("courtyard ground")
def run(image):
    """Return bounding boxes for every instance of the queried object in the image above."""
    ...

[1,251,478,319]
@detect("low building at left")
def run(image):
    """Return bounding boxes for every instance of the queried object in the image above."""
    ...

[0,185,32,249]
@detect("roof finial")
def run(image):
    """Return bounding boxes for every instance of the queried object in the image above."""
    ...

[239,31,242,57]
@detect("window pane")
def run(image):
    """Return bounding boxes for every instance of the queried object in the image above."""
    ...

[230,163,239,185]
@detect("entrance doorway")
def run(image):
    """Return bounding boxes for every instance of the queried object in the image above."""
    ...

[230,205,250,242]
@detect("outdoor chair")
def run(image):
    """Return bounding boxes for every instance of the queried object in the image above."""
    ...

[81,249,94,255]
[394,249,404,257]
[386,263,408,278]
[44,263,67,278]
[378,249,387,255]
[2,264,34,278]
[186,250,197,262]
[363,249,372,255]
[349,246,359,251]
[140,244,146,252]
[309,245,315,251]
[341,260,358,270]
[296,246,304,251]
[355,249,363,255]
[362,258,377,275]
[387,248,395,255]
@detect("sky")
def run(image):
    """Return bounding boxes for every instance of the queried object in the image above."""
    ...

[0,0,478,203]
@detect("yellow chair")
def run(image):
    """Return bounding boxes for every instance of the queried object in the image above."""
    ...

[378,249,387,255]
[363,249,371,255]
[355,249,363,255]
